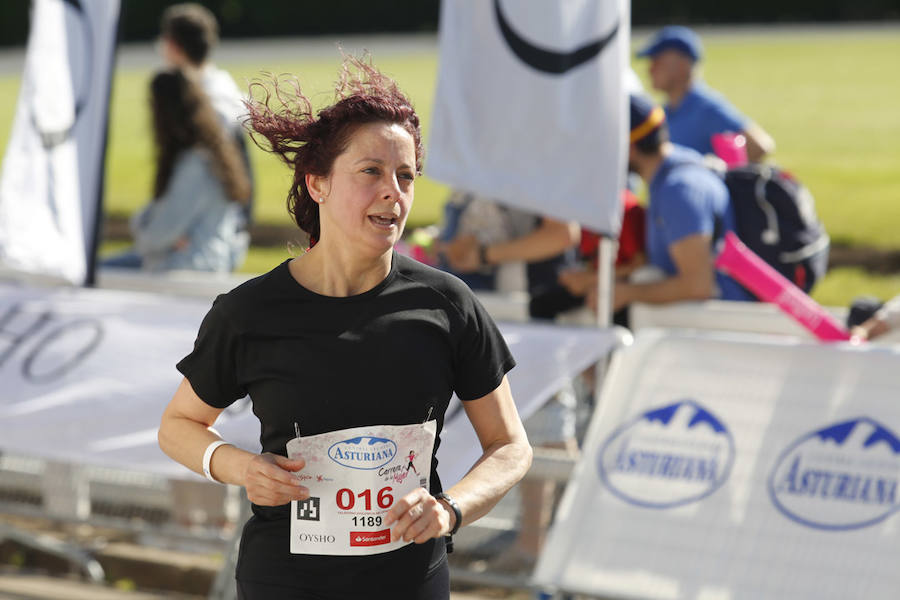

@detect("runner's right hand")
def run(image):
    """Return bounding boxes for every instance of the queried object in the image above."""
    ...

[243,453,309,506]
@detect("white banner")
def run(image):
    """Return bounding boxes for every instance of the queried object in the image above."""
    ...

[427,0,628,236]
[0,283,618,483]
[535,329,900,600]
[0,0,120,285]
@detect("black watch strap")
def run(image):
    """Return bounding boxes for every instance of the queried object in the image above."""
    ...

[478,244,490,266]
[435,492,462,536]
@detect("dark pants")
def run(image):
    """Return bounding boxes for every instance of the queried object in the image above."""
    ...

[236,557,450,600]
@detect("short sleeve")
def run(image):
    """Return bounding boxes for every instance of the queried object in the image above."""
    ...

[176,296,247,408]
[452,292,516,401]
[706,100,748,136]
[657,180,714,246]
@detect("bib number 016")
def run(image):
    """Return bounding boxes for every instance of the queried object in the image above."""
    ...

[335,486,394,511]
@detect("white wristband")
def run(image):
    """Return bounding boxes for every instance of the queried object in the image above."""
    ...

[202,440,231,483]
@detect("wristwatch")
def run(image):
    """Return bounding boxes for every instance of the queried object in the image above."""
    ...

[434,492,462,535]
[478,244,490,267]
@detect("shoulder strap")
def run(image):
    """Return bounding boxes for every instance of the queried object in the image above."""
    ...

[752,165,780,245]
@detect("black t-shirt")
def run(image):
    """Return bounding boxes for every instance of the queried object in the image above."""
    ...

[176,253,515,594]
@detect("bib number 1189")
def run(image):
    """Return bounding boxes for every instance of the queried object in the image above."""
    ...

[335,486,393,511]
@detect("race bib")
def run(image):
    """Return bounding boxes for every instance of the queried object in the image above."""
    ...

[286,420,437,556]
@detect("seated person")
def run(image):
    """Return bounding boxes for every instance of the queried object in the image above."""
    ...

[637,25,775,162]
[573,190,647,277]
[157,3,255,224]
[558,189,646,325]
[437,191,582,320]
[103,68,250,272]
[851,295,900,341]
[612,93,751,311]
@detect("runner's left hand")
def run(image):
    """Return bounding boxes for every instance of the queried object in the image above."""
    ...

[384,487,454,544]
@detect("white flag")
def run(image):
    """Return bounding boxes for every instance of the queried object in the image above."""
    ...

[427,0,629,236]
[0,0,120,285]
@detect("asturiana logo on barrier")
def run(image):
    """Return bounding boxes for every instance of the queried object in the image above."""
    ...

[597,400,735,509]
[328,436,397,470]
[768,417,900,530]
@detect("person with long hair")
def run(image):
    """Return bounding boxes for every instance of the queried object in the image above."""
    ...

[157,3,255,221]
[104,67,250,272]
[157,56,532,599]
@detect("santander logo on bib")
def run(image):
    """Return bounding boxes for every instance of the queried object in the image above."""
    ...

[350,529,391,547]
[328,436,397,470]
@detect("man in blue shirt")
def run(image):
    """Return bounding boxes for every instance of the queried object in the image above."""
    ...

[614,94,750,310]
[637,26,775,162]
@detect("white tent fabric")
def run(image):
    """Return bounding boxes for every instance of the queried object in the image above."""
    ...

[0,0,120,285]
[535,328,900,600]
[0,282,618,483]
[427,0,628,236]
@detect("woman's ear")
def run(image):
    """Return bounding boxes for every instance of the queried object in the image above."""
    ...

[306,173,330,204]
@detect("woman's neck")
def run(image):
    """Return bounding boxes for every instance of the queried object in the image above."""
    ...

[289,242,393,297]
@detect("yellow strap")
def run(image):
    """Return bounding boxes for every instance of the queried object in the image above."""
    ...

[630,106,666,144]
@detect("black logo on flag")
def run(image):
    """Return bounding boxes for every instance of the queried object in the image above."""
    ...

[494,0,619,75]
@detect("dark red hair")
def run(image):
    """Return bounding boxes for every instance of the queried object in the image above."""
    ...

[245,55,423,244]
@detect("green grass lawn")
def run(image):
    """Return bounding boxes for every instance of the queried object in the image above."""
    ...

[102,54,448,230]
[811,266,900,308]
[686,31,900,250]
[1,28,899,306]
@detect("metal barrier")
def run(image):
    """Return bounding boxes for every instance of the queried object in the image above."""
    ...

[0,268,611,598]
[0,452,235,595]
[0,447,581,598]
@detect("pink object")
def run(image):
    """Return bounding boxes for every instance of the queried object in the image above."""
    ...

[410,245,435,266]
[715,232,850,342]
[711,132,748,168]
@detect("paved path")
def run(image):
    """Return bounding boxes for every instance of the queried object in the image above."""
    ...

[0,32,439,77]
[2,22,899,77]
[0,573,520,600]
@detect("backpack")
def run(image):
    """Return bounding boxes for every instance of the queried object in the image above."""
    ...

[722,164,829,294]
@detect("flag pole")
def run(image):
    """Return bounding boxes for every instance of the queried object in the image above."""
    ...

[592,236,617,412]
[85,1,123,287]
[595,237,617,327]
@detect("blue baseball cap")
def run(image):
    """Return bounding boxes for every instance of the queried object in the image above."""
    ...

[636,26,703,62]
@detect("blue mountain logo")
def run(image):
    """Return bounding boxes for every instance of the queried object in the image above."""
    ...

[769,417,900,530]
[328,436,397,470]
[597,400,735,509]
[815,419,900,453]
[643,402,728,433]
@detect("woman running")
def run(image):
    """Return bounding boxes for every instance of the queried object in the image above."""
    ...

[158,55,532,599]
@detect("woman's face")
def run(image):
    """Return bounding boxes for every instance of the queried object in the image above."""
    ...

[313,121,417,258]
